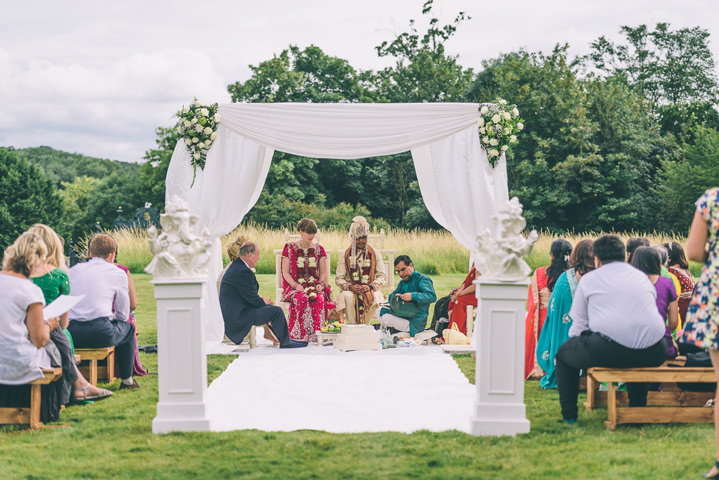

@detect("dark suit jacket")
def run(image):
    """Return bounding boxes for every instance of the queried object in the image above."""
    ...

[219,259,276,344]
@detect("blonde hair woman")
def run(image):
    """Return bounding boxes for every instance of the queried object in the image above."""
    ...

[26,224,112,403]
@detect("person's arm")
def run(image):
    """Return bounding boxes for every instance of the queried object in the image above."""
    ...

[567,284,589,337]
[410,275,437,304]
[59,312,69,330]
[281,254,302,292]
[223,268,267,308]
[686,209,709,263]
[319,246,330,286]
[126,270,138,312]
[335,253,350,290]
[113,269,130,321]
[371,255,387,289]
[26,303,50,348]
[667,299,679,332]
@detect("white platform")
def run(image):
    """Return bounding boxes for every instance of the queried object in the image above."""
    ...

[206,342,475,433]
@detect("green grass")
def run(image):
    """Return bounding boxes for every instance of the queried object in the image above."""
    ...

[1,274,716,479]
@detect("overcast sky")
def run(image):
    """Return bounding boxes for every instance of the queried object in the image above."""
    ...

[1,0,717,163]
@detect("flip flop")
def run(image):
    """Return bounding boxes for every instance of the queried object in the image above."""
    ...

[73,384,114,403]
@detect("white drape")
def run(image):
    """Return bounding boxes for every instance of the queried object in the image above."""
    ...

[164,102,509,349]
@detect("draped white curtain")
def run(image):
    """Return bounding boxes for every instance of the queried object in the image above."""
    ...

[164,102,509,349]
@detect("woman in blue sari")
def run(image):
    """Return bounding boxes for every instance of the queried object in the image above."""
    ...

[536,239,595,389]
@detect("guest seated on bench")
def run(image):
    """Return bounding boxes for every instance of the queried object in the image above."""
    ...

[378,255,436,337]
[630,246,679,359]
[0,232,64,421]
[28,224,112,403]
[555,234,667,424]
[68,233,140,390]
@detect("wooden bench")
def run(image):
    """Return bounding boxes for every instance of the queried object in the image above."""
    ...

[584,359,716,429]
[76,347,116,385]
[0,367,63,429]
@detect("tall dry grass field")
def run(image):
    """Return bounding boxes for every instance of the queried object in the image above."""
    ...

[111,224,698,276]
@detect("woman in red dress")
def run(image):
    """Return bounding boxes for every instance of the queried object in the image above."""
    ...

[447,265,479,335]
[524,239,572,379]
[281,218,331,342]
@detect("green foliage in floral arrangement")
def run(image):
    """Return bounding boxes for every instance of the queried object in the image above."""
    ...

[175,99,220,186]
[477,98,524,167]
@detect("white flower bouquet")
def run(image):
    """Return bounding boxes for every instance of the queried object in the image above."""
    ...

[176,98,220,186]
[478,99,523,167]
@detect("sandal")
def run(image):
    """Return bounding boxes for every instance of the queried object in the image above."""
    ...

[73,384,113,403]
[702,459,719,479]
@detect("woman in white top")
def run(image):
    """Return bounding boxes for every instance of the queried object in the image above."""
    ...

[0,232,58,385]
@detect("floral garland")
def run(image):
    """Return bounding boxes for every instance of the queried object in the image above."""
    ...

[478,99,524,168]
[348,255,373,316]
[296,248,320,301]
[175,99,220,186]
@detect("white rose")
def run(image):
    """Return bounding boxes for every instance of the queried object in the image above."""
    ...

[183,106,189,114]
[198,142,205,148]
[193,152,201,160]
[489,149,499,157]
[504,127,511,135]
[517,123,524,130]
[483,137,490,144]
[479,127,486,134]
[477,117,485,127]
[192,137,199,143]
[185,138,192,145]
[492,114,500,123]
[184,119,191,127]
[480,106,489,114]
[191,117,197,124]
[204,127,212,135]
[512,108,519,117]
[489,138,499,146]
[194,124,203,133]
[501,145,509,152]
[499,99,507,105]
[214,113,220,121]
[510,135,517,143]
[210,132,217,140]
[193,99,200,106]
[503,112,512,121]
[200,108,209,116]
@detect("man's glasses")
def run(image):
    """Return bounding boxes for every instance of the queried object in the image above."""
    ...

[395,266,408,274]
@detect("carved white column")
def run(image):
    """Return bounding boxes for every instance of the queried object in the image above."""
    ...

[470,278,530,436]
[152,277,210,433]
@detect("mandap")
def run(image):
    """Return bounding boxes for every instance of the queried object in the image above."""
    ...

[164,102,509,350]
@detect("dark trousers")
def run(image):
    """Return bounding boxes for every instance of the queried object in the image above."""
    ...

[50,328,79,405]
[68,318,136,380]
[556,331,668,420]
[262,306,292,347]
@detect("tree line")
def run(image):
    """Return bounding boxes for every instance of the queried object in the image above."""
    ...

[2,0,718,251]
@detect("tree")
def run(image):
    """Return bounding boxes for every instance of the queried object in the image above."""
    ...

[137,126,180,213]
[658,126,719,230]
[587,23,719,107]
[0,148,65,251]
[465,46,679,232]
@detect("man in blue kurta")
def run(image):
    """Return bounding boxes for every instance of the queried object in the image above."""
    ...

[378,255,437,337]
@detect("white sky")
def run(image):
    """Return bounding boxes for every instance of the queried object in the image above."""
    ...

[1,0,717,163]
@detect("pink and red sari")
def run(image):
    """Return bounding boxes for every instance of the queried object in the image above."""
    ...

[281,242,331,342]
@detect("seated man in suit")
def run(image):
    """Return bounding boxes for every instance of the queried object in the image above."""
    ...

[335,216,387,325]
[378,255,436,337]
[68,233,139,390]
[220,242,307,349]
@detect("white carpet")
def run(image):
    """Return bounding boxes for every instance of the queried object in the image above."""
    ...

[206,336,475,433]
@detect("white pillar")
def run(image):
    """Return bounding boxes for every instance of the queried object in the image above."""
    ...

[470,278,530,436]
[152,278,211,433]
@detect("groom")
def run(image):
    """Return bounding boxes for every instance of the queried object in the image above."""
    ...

[220,242,307,349]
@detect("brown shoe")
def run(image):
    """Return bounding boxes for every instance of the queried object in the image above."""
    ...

[119,380,140,390]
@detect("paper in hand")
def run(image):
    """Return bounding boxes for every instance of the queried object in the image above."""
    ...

[43,294,84,321]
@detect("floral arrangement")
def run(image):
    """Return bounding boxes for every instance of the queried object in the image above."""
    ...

[478,99,524,167]
[175,99,220,186]
[295,248,321,302]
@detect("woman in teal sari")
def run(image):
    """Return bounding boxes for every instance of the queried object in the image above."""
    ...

[536,239,595,389]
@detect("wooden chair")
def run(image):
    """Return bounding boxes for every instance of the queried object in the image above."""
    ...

[76,346,116,385]
[274,229,331,308]
[0,367,63,429]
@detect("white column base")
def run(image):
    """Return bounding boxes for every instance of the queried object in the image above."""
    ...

[470,279,530,436]
[151,278,211,434]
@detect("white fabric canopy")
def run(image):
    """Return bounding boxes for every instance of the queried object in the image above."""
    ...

[165,102,509,348]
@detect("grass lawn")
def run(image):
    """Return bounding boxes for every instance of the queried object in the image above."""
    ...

[1,273,715,479]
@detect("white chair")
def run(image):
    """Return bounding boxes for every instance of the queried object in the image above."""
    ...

[274,229,331,308]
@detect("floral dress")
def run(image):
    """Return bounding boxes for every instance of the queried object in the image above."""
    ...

[282,241,330,342]
[680,188,719,350]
